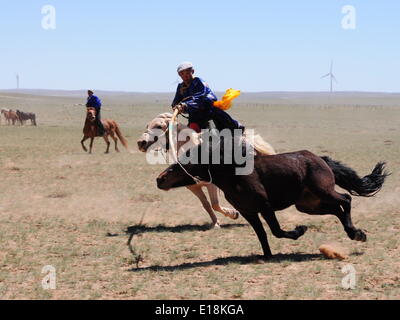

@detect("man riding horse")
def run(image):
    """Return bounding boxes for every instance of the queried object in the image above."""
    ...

[86,90,105,136]
[172,62,245,133]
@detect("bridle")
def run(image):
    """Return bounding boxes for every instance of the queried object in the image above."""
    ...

[86,108,96,122]
[175,159,213,185]
[146,114,213,185]
[144,124,169,153]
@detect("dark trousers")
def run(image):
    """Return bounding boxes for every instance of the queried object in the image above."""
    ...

[95,109,105,135]
[211,107,243,131]
[188,102,244,132]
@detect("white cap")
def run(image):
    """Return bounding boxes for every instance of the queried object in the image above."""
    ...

[177,61,194,73]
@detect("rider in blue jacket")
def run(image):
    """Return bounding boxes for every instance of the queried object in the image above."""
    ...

[86,90,105,136]
[172,62,244,133]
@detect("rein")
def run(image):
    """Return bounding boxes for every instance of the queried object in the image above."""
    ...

[177,161,213,185]
[168,109,213,185]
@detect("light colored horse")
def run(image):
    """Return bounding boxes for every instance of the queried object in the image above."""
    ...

[1,108,9,125]
[137,112,276,228]
[1,109,19,126]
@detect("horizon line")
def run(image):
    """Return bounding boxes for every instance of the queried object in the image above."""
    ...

[1,88,400,95]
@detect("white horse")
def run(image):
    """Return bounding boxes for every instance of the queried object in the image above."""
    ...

[137,113,276,228]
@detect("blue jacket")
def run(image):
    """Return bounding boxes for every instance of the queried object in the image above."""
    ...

[172,77,217,123]
[87,95,102,110]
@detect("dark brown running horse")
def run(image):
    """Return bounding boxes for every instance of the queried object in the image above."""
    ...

[81,107,129,154]
[157,141,389,259]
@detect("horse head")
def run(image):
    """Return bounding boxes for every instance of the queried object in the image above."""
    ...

[157,162,206,191]
[86,107,97,122]
[137,113,173,152]
[137,112,200,154]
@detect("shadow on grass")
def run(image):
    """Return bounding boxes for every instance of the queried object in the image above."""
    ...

[106,223,247,237]
[122,223,247,235]
[350,251,365,257]
[128,253,323,273]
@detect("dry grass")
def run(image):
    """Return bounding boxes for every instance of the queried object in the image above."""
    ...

[0,91,399,300]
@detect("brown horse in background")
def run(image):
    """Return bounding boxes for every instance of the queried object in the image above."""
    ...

[81,107,129,154]
[1,109,19,126]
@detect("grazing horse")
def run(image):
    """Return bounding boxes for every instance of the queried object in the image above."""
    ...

[157,140,389,258]
[0,108,9,125]
[1,109,19,126]
[137,113,276,228]
[81,107,129,154]
[16,110,37,126]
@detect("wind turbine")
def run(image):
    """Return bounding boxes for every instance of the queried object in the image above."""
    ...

[321,61,337,92]
[15,73,20,90]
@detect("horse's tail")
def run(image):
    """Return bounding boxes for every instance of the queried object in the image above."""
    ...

[32,114,37,126]
[321,156,390,197]
[245,131,276,155]
[114,123,130,152]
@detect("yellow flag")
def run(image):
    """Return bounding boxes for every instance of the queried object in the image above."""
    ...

[213,88,241,111]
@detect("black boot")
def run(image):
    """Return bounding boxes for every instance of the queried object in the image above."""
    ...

[95,109,105,136]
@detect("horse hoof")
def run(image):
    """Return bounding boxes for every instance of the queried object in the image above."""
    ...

[222,208,240,220]
[354,229,367,242]
[232,211,240,220]
[211,222,221,229]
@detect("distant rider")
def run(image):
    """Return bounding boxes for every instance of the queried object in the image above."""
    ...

[86,90,105,136]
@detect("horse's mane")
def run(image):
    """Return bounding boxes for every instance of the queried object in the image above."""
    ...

[244,131,276,156]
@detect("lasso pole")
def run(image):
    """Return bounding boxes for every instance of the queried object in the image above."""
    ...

[169,108,179,163]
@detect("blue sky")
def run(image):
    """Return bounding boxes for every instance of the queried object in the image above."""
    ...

[0,1,399,92]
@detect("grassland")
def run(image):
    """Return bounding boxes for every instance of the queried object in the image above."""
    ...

[0,90,399,299]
